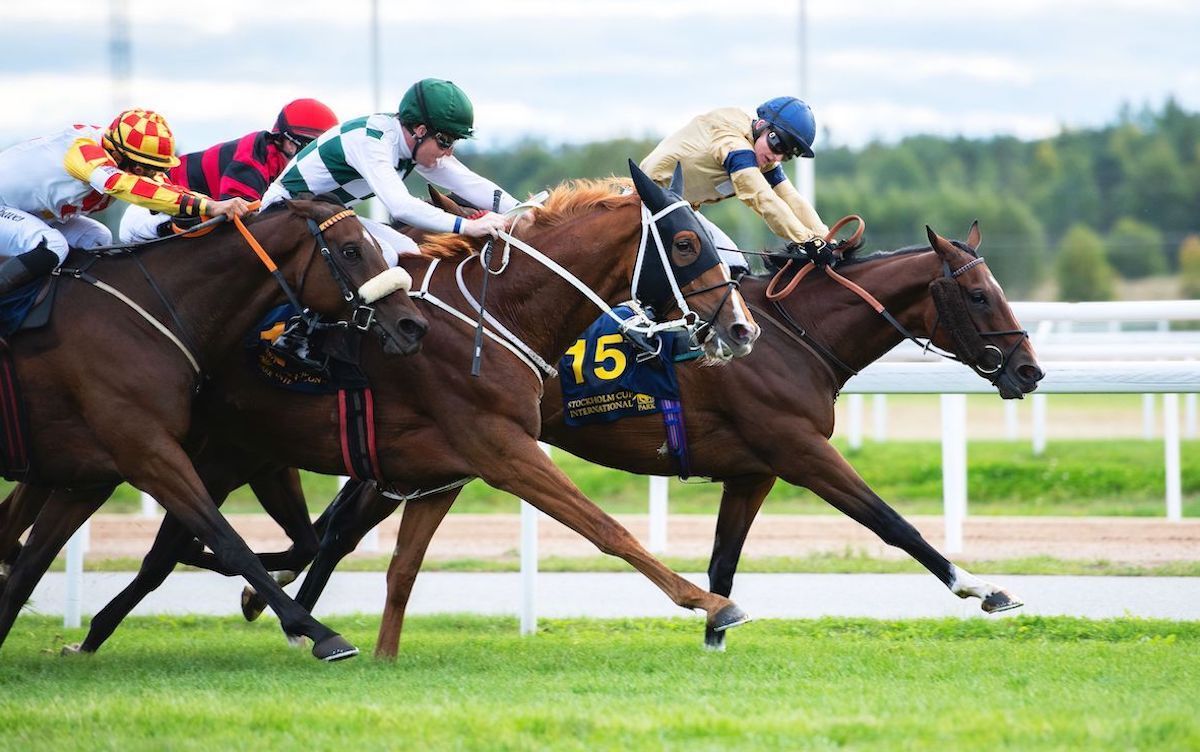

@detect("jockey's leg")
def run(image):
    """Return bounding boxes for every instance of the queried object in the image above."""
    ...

[57,215,113,250]
[0,206,69,297]
[695,212,749,275]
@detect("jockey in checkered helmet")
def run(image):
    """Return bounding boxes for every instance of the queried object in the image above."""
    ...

[0,108,251,296]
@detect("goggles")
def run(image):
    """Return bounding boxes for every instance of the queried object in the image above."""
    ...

[765,129,801,159]
[432,131,457,150]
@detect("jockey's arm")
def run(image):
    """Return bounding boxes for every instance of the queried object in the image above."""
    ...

[418,155,518,215]
[710,132,828,243]
[63,137,209,219]
[345,131,465,234]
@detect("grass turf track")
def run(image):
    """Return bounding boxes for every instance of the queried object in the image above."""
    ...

[0,615,1196,751]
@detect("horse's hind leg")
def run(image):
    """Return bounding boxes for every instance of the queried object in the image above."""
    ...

[240,478,370,622]
[377,488,458,659]
[0,486,108,651]
[704,475,776,651]
[788,439,1022,613]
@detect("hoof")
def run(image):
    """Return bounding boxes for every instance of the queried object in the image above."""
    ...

[982,589,1024,614]
[710,602,751,633]
[312,634,359,662]
[240,587,267,622]
[60,643,87,656]
[703,625,727,652]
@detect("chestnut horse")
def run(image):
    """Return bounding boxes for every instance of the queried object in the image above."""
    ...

[16,166,761,657]
[0,198,428,659]
[233,220,1044,657]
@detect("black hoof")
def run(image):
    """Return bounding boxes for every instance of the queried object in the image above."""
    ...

[982,590,1024,614]
[703,625,727,652]
[312,634,359,662]
[710,602,751,633]
[240,587,266,622]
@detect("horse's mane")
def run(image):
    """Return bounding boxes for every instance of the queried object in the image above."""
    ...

[838,239,978,267]
[418,177,637,260]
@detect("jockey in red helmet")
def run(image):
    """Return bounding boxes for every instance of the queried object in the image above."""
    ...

[120,99,338,242]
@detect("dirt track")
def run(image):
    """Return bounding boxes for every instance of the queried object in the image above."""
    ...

[81,513,1200,566]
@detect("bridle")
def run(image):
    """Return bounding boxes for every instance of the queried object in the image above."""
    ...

[764,242,1028,386]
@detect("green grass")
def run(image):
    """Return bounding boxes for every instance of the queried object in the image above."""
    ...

[60,551,1200,577]
[0,615,1197,751]
[5,437,1193,518]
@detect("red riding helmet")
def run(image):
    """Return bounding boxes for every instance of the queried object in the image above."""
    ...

[273,99,338,145]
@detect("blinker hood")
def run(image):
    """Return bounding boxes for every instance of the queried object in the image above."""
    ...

[627,159,722,310]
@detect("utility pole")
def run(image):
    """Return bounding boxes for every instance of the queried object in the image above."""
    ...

[109,0,131,111]
[795,0,816,207]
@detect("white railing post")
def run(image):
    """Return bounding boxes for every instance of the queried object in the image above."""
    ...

[520,443,551,636]
[847,393,864,450]
[1004,400,1019,440]
[1031,394,1048,456]
[940,394,967,554]
[1164,393,1182,521]
[63,520,89,629]
[872,394,888,442]
[140,490,158,517]
[1185,393,1196,439]
[648,476,668,553]
[1143,394,1157,439]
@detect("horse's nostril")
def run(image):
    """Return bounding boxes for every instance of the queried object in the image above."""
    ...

[1019,364,1044,383]
[399,318,428,341]
[731,323,755,345]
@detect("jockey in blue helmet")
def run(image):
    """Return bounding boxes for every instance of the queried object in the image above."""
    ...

[640,96,830,274]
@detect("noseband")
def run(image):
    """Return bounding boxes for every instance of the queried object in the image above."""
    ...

[927,254,1029,384]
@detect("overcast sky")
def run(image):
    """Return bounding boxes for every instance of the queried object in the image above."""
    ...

[2,0,1198,154]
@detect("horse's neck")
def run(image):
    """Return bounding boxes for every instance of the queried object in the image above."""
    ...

[129,221,301,362]
[771,251,939,379]
[445,213,640,367]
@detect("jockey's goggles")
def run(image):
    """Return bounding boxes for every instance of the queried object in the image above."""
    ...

[432,131,457,150]
[765,129,801,160]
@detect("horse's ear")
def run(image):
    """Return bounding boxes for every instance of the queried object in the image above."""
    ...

[966,220,982,251]
[629,159,668,212]
[925,225,942,250]
[427,186,464,215]
[667,161,685,196]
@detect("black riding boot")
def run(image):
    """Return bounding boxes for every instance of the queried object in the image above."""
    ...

[0,243,58,297]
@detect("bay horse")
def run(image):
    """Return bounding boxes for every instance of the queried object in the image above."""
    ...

[236,220,1045,657]
[13,165,762,657]
[0,198,428,660]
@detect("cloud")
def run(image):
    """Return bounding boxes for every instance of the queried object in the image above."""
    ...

[823,100,1061,145]
[822,50,1035,86]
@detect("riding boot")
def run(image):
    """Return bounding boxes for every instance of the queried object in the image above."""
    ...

[0,243,58,297]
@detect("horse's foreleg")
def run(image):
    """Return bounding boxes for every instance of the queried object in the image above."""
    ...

[73,511,193,653]
[787,440,1022,613]
[704,475,776,651]
[0,486,107,651]
[480,434,749,632]
[291,480,397,616]
[0,483,52,593]
[239,478,369,622]
[376,488,458,659]
[119,440,358,661]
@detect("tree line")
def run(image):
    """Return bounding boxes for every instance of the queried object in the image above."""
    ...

[456,99,1200,300]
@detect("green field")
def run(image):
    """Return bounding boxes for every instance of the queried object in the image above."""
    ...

[0,615,1196,751]
[9,436,1195,518]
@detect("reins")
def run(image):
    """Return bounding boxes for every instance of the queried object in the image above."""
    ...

[762,223,1030,383]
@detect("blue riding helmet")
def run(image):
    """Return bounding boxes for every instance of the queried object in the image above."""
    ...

[756,97,816,159]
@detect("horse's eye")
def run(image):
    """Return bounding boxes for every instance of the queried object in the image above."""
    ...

[674,239,692,252]
[341,244,361,260]
[969,290,986,304]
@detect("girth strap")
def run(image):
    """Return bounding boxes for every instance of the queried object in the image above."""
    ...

[338,387,382,481]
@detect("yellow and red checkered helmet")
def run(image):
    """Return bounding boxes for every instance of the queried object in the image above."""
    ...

[102,109,181,169]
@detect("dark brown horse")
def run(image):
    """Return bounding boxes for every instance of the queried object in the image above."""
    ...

[10,167,761,656]
[0,198,428,659]
[228,220,1044,657]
